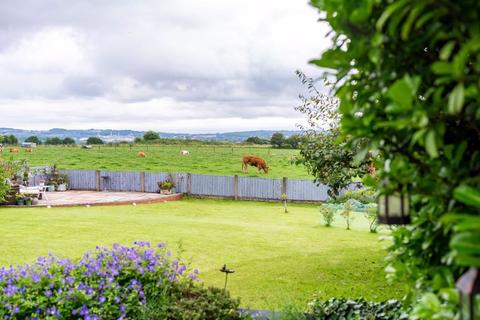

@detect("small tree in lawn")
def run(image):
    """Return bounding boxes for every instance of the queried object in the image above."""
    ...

[340,200,355,230]
[364,204,379,233]
[319,204,335,227]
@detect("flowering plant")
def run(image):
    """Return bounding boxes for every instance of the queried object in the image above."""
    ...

[0,242,199,319]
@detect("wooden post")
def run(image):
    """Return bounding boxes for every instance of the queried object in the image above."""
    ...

[140,172,145,192]
[187,173,192,195]
[234,175,239,200]
[95,170,101,191]
[282,177,288,196]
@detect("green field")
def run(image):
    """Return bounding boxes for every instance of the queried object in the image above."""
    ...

[3,145,311,179]
[0,198,405,309]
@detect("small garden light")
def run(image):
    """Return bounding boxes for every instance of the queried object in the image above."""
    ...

[456,267,480,320]
[377,192,410,225]
[219,264,235,290]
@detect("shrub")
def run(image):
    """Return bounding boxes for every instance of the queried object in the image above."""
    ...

[307,298,408,320]
[331,188,376,205]
[319,204,336,227]
[0,242,248,319]
[158,179,175,190]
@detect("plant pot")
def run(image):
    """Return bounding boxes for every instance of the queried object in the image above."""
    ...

[57,184,67,192]
[32,198,39,205]
[16,199,25,206]
[171,187,177,194]
[47,185,55,192]
[160,189,172,195]
[25,199,32,206]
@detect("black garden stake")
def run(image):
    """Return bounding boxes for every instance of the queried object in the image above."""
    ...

[220,264,235,290]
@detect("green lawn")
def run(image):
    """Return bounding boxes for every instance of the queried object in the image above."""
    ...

[0,198,405,309]
[5,145,310,179]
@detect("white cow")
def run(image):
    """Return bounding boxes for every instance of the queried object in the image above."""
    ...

[180,150,190,156]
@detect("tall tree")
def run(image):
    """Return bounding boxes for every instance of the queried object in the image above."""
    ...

[143,131,160,141]
[86,137,104,145]
[25,136,41,145]
[270,132,285,148]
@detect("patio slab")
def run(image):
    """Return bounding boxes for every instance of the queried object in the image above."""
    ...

[6,190,182,207]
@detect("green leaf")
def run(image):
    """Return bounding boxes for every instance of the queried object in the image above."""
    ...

[386,77,415,110]
[431,61,452,75]
[454,185,480,207]
[439,41,455,61]
[451,232,480,254]
[425,129,438,158]
[401,4,425,40]
[376,0,409,31]
[447,83,465,114]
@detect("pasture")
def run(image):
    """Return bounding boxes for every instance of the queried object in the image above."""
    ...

[0,198,405,309]
[1,145,311,179]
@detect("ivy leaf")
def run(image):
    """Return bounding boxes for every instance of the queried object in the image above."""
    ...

[454,185,480,207]
[447,83,465,114]
[425,129,438,158]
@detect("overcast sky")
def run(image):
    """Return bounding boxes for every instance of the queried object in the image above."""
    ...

[0,0,328,133]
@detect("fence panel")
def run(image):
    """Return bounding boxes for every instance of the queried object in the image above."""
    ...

[99,171,141,192]
[287,179,329,201]
[238,176,282,200]
[63,170,97,190]
[190,174,235,197]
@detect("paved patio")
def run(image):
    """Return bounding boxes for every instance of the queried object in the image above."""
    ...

[29,190,182,207]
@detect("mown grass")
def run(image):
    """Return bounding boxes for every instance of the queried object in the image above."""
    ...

[2,145,310,179]
[0,198,406,309]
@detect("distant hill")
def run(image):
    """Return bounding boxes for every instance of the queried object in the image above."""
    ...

[0,128,301,143]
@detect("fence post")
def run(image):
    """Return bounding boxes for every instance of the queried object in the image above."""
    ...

[234,175,239,200]
[95,170,100,191]
[187,173,192,195]
[282,177,288,197]
[140,172,145,192]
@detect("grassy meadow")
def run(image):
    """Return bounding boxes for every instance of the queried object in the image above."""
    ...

[2,144,311,179]
[0,198,405,309]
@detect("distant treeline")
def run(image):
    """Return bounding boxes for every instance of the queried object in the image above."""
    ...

[0,130,306,149]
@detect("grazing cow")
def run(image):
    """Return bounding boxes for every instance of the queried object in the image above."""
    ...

[25,148,32,153]
[180,150,190,156]
[242,155,269,173]
[9,148,19,153]
[137,151,146,158]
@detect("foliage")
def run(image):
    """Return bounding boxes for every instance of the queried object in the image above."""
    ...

[307,298,408,320]
[332,187,376,205]
[294,71,372,198]
[364,203,379,233]
[24,136,41,145]
[270,132,286,148]
[339,199,355,230]
[0,134,18,145]
[62,137,76,145]
[86,137,104,145]
[45,137,63,145]
[0,160,22,203]
[0,241,247,319]
[310,0,480,314]
[158,179,175,190]
[47,165,69,187]
[245,136,269,145]
[140,283,249,320]
[143,131,161,141]
[319,204,336,227]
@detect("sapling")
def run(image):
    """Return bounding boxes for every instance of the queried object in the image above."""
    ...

[340,200,355,230]
[364,203,379,233]
[281,193,288,213]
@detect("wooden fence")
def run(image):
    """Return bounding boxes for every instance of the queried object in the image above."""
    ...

[53,169,343,202]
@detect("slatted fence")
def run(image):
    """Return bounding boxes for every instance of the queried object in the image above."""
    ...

[55,169,342,202]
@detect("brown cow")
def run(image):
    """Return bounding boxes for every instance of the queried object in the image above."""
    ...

[25,148,32,153]
[137,151,146,158]
[9,148,19,153]
[242,155,269,173]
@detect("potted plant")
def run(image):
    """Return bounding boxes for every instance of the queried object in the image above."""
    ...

[25,196,32,206]
[15,193,25,206]
[158,179,175,195]
[55,174,69,192]
[46,177,56,192]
